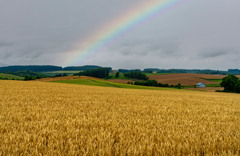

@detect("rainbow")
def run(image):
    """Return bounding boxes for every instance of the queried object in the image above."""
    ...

[63,0,182,66]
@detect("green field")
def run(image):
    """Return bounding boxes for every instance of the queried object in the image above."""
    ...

[53,79,177,90]
[0,73,24,80]
[204,78,240,83]
[205,79,222,82]
[205,78,240,87]
[206,84,221,87]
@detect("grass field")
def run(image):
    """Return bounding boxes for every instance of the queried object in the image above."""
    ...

[206,84,221,87]
[205,79,222,82]
[53,78,175,90]
[0,73,24,80]
[0,80,240,155]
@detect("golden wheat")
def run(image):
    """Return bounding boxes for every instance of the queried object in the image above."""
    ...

[0,80,240,155]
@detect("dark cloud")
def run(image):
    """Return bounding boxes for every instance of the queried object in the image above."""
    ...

[199,50,229,59]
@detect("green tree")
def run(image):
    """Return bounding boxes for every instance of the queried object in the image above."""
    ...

[24,75,33,81]
[176,83,182,89]
[220,75,238,92]
[115,72,120,78]
[235,81,240,93]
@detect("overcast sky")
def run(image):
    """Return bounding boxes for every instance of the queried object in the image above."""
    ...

[0,0,240,70]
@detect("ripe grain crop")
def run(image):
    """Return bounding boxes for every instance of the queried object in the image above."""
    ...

[0,80,240,155]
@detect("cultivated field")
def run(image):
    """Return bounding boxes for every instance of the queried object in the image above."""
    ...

[148,73,228,86]
[1,80,240,155]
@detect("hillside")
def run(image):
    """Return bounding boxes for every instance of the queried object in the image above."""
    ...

[0,73,24,80]
[148,73,228,86]
[36,76,175,90]
[0,80,240,155]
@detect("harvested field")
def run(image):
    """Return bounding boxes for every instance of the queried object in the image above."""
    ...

[1,80,240,155]
[148,73,230,86]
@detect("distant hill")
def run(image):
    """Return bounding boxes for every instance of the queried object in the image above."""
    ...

[0,65,62,72]
[63,65,112,71]
[143,68,228,75]
[0,65,112,72]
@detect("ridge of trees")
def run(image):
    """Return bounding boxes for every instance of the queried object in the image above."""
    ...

[134,80,182,89]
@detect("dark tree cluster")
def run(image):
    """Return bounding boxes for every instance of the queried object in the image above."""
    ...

[76,68,110,78]
[24,75,41,81]
[134,80,182,89]
[220,75,240,93]
[115,72,120,78]
[54,73,67,77]
[124,71,148,80]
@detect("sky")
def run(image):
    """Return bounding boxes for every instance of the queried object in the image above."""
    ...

[0,0,240,70]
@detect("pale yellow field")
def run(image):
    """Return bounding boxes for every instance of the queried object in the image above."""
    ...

[0,80,240,155]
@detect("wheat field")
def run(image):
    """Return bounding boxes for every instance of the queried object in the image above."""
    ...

[0,80,240,155]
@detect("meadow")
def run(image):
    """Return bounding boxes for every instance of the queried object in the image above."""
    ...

[0,80,240,155]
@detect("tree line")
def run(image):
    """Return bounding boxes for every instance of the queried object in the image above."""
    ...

[134,80,182,89]
[1,65,240,75]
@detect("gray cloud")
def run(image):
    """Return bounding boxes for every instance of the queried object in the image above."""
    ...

[199,49,232,59]
[0,0,240,70]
